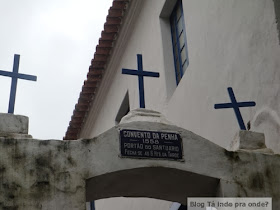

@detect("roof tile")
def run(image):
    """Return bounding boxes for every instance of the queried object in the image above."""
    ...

[101,31,116,40]
[99,39,114,47]
[106,17,122,25]
[75,104,89,112]
[82,86,96,94]
[104,24,119,33]
[87,69,103,76]
[108,8,123,17]
[94,54,109,62]
[112,1,127,9]
[79,92,94,101]
[96,46,112,55]
[73,111,86,118]
[84,81,98,88]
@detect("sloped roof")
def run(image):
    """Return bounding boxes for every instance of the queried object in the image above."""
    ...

[64,0,130,140]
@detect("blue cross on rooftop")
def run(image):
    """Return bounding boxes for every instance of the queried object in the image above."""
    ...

[0,54,37,114]
[122,54,160,108]
[214,87,256,130]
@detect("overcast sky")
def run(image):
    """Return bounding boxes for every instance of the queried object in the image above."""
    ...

[0,0,112,139]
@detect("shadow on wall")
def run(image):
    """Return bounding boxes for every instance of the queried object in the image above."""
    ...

[86,167,220,205]
[273,0,280,43]
[252,107,280,153]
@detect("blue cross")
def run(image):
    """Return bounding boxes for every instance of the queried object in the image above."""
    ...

[0,54,37,114]
[214,87,256,130]
[122,54,160,108]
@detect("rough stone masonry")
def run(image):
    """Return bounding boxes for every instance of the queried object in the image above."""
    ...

[0,110,280,210]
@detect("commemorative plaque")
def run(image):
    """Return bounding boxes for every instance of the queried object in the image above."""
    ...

[120,129,183,161]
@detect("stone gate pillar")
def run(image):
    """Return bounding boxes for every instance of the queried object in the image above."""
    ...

[0,113,86,210]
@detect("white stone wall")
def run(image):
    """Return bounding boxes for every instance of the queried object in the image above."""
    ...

[80,0,280,209]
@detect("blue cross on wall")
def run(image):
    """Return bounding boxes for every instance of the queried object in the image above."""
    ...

[0,54,37,114]
[122,54,160,108]
[214,87,256,130]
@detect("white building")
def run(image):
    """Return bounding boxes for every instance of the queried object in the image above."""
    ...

[65,0,280,209]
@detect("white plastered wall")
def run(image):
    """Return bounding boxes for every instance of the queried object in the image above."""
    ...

[166,0,280,151]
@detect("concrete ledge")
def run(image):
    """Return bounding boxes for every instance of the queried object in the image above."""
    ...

[0,133,32,139]
[0,113,29,134]
[228,130,267,151]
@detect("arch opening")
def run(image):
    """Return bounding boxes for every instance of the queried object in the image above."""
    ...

[86,167,220,205]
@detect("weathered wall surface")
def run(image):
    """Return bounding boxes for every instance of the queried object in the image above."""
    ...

[274,0,280,42]
[0,138,86,209]
[1,116,280,209]
[80,0,280,156]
